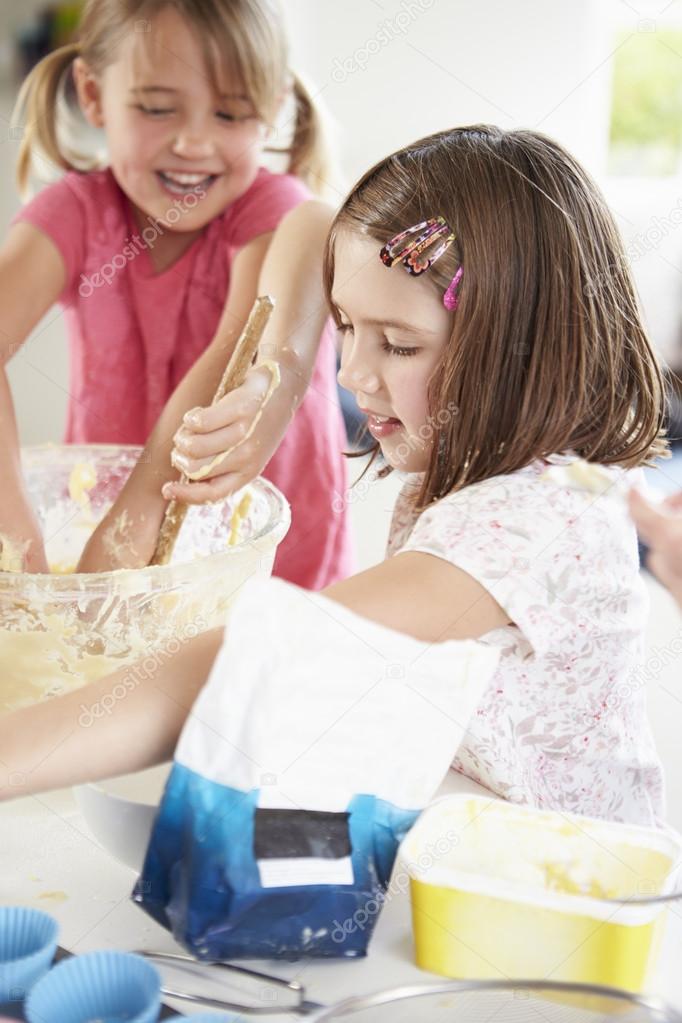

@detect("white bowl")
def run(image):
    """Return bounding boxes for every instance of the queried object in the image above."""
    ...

[74,764,171,872]
[76,768,493,876]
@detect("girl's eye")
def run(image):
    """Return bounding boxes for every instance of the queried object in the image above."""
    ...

[337,322,354,334]
[216,107,256,123]
[382,339,418,358]
[136,105,174,117]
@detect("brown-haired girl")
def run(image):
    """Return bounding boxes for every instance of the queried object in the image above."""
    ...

[0,125,668,828]
[0,0,352,589]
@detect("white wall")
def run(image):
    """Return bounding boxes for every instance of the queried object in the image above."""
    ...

[285,0,613,190]
[0,89,70,446]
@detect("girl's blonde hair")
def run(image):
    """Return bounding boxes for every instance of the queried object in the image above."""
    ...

[15,0,331,196]
[324,125,668,509]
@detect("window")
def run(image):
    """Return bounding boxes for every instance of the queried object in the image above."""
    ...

[609,22,682,175]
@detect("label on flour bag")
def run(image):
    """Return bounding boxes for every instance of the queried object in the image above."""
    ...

[132,578,500,960]
[254,808,354,888]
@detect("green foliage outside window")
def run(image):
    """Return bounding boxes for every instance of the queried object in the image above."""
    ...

[610,29,682,175]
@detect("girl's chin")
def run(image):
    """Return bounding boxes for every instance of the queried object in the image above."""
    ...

[378,435,430,473]
[129,189,213,231]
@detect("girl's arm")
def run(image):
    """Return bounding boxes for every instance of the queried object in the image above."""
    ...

[0,628,224,800]
[164,199,334,503]
[78,200,334,571]
[0,223,67,572]
[0,553,507,799]
[324,551,510,642]
[628,488,682,611]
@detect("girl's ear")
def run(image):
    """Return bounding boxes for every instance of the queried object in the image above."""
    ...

[275,80,290,118]
[73,58,105,128]
[261,88,286,142]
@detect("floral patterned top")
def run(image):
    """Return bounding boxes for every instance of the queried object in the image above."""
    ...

[387,455,665,827]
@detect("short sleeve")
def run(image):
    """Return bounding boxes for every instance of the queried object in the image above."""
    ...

[12,174,86,300]
[396,468,636,656]
[223,169,310,250]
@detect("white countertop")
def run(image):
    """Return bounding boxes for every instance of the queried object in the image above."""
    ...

[2,771,682,1018]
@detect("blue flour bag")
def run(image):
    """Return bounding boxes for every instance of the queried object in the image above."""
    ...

[133,578,498,959]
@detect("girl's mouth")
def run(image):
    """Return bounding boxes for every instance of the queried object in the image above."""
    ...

[156,170,217,197]
[366,413,403,439]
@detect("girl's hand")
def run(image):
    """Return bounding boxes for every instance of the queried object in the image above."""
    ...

[628,488,682,610]
[0,511,48,574]
[163,363,295,504]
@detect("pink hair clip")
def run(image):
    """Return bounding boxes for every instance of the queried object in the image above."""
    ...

[443,265,463,311]
[380,216,463,310]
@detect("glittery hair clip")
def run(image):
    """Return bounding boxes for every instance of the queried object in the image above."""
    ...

[379,216,463,310]
[443,266,463,311]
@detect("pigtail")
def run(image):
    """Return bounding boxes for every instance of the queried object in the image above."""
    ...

[287,71,334,197]
[14,42,82,196]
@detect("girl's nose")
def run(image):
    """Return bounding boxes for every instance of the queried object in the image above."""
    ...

[171,128,215,161]
[337,338,380,395]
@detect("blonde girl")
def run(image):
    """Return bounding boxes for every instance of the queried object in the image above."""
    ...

[0,0,352,588]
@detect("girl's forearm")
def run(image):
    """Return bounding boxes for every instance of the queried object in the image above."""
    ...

[91,338,239,559]
[256,200,336,397]
[0,369,48,571]
[100,201,334,523]
[0,628,223,801]
[118,341,241,509]
[0,368,28,511]
[109,229,274,513]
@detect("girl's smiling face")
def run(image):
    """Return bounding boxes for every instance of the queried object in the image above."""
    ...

[333,230,453,472]
[75,6,266,234]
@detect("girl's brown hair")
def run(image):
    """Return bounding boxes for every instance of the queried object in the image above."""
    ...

[14,0,331,196]
[324,125,668,509]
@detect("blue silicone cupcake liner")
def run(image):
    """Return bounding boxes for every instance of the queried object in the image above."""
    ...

[25,949,161,1023]
[0,906,58,1002]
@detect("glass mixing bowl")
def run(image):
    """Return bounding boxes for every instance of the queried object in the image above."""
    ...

[0,445,290,714]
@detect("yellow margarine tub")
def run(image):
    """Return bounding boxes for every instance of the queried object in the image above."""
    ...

[400,795,681,992]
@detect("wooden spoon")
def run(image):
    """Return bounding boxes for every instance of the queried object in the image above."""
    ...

[150,295,275,567]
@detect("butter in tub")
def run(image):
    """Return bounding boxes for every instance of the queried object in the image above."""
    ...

[399,795,681,992]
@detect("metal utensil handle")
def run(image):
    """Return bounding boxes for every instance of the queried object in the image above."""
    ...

[160,985,300,1016]
[137,949,319,1015]
[150,294,275,567]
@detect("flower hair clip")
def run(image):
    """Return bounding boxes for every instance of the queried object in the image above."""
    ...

[379,216,463,311]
